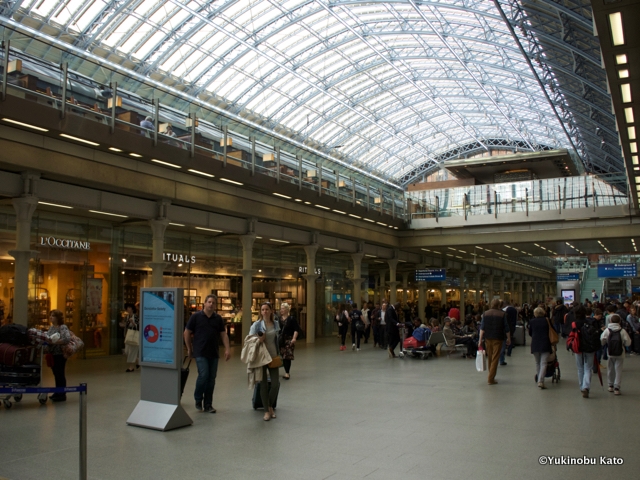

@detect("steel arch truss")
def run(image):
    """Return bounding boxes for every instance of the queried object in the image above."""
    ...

[3,0,621,187]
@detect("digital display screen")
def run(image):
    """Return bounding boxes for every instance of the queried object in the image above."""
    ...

[557,273,580,281]
[140,290,177,368]
[561,289,575,304]
[415,269,446,281]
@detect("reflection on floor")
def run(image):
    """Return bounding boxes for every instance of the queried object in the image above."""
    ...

[1,337,638,480]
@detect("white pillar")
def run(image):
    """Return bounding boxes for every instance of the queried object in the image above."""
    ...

[387,259,399,305]
[304,244,319,344]
[148,219,169,287]
[379,271,387,303]
[9,196,38,327]
[402,272,409,306]
[240,234,256,339]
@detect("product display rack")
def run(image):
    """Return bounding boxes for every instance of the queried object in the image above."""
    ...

[65,289,80,327]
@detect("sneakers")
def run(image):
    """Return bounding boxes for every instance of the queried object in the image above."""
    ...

[352,344,356,351]
[608,386,614,393]
[537,382,546,390]
[206,407,217,413]
[499,362,507,366]
[195,401,203,411]
[581,389,589,398]
[356,348,360,352]
[614,388,621,396]
[340,345,346,351]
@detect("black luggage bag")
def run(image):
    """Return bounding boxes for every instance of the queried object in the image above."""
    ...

[180,357,192,397]
[0,364,40,386]
[252,381,278,410]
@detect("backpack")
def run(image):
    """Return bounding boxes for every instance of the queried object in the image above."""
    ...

[566,322,581,354]
[580,319,601,353]
[412,327,431,343]
[608,329,623,356]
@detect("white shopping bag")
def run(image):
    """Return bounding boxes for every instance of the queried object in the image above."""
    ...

[476,349,487,372]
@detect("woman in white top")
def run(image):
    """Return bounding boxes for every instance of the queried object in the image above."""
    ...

[249,302,281,421]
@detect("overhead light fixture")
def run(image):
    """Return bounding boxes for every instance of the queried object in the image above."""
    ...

[188,169,214,178]
[376,222,387,226]
[152,159,181,168]
[294,199,302,202]
[324,247,339,252]
[89,210,127,218]
[108,147,123,152]
[616,54,628,64]
[195,227,222,233]
[2,118,48,131]
[348,214,361,219]
[220,178,243,186]
[129,153,142,158]
[256,236,262,239]
[421,248,431,252]
[608,12,625,46]
[631,143,638,154]
[365,254,377,258]
[270,238,289,244]
[621,84,632,103]
[273,193,291,199]
[332,209,346,214]
[629,127,636,141]
[60,134,99,146]
[363,218,375,223]
[315,204,330,210]
[625,108,635,124]
[632,156,638,165]
[122,258,127,263]
[304,201,311,205]
[619,69,630,79]
[38,201,72,209]
[169,223,185,227]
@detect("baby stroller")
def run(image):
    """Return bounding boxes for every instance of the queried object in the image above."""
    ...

[535,346,561,384]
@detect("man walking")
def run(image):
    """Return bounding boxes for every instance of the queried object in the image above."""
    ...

[184,294,230,413]
[478,298,511,385]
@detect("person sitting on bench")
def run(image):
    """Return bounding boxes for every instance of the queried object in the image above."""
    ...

[443,318,477,359]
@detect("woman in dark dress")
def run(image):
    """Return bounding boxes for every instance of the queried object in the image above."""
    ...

[279,302,301,380]
[528,306,556,389]
[386,302,402,358]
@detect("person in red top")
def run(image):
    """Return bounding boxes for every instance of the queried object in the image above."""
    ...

[448,306,460,322]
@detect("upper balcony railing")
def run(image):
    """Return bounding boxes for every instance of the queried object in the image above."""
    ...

[0,42,406,221]
[408,174,629,223]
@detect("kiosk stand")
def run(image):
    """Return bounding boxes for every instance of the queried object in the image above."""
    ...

[127,288,192,431]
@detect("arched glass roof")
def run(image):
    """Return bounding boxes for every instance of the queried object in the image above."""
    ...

[3,0,619,185]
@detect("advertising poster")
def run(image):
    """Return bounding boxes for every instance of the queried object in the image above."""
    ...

[86,278,103,314]
[141,290,176,368]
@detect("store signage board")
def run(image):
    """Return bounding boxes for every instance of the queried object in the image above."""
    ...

[140,289,179,369]
[557,273,580,281]
[128,288,191,431]
[298,266,322,275]
[38,236,90,251]
[415,269,446,282]
[597,264,637,278]
[163,252,196,264]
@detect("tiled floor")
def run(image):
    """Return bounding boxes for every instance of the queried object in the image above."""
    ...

[1,337,638,479]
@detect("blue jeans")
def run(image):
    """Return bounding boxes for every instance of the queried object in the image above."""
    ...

[499,340,512,363]
[575,352,594,391]
[194,357,219,408]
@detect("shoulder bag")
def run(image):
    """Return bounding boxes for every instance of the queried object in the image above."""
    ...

[546,318,559,345]
[125,328,140,346]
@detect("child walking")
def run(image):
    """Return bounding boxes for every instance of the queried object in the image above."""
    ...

[600,314,631,395]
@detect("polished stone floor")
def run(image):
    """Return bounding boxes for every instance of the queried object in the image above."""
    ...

[1,336,638,480]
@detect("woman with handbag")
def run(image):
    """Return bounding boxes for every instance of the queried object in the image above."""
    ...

[335,304,350,351]
[249,302,281,421]
[527,306,557,389]
[46,310,71,402]
[279,302,301,380]
[123,304,140,372]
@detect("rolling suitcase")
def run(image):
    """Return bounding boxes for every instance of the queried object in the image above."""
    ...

[252,380,278,410]
[180,357,192,397]
[0,343,35,366]
[0,364,40,386]
[513,325,525,346]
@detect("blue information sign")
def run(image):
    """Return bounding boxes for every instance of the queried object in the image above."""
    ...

[415,269,446,281]
[597,264,637,278]
[557,273,580,281]
[140,290,177,368]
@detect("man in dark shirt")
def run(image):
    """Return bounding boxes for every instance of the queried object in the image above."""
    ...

[184,294,230,413]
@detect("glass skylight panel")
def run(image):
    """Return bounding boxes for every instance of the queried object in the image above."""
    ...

[30,0,59,17]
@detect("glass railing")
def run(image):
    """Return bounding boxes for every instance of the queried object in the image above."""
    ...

[408,175,628,221]
[0,41,406,221]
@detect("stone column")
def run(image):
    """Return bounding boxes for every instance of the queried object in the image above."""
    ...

[240,235,256,339]
[9,196,38,327]
[148,219,169,287]
[459,268,466,307]
[351,252,364,309]
[304,244,319,344]
[499,277,505,300]
[402,272,409,306]
[440,282,448,307]
[379,271,387,303]
[387,259,399,305]
[373,275,380,304]
[418,281,426,322]
[487,274,494,302]
[475,273,481,304]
